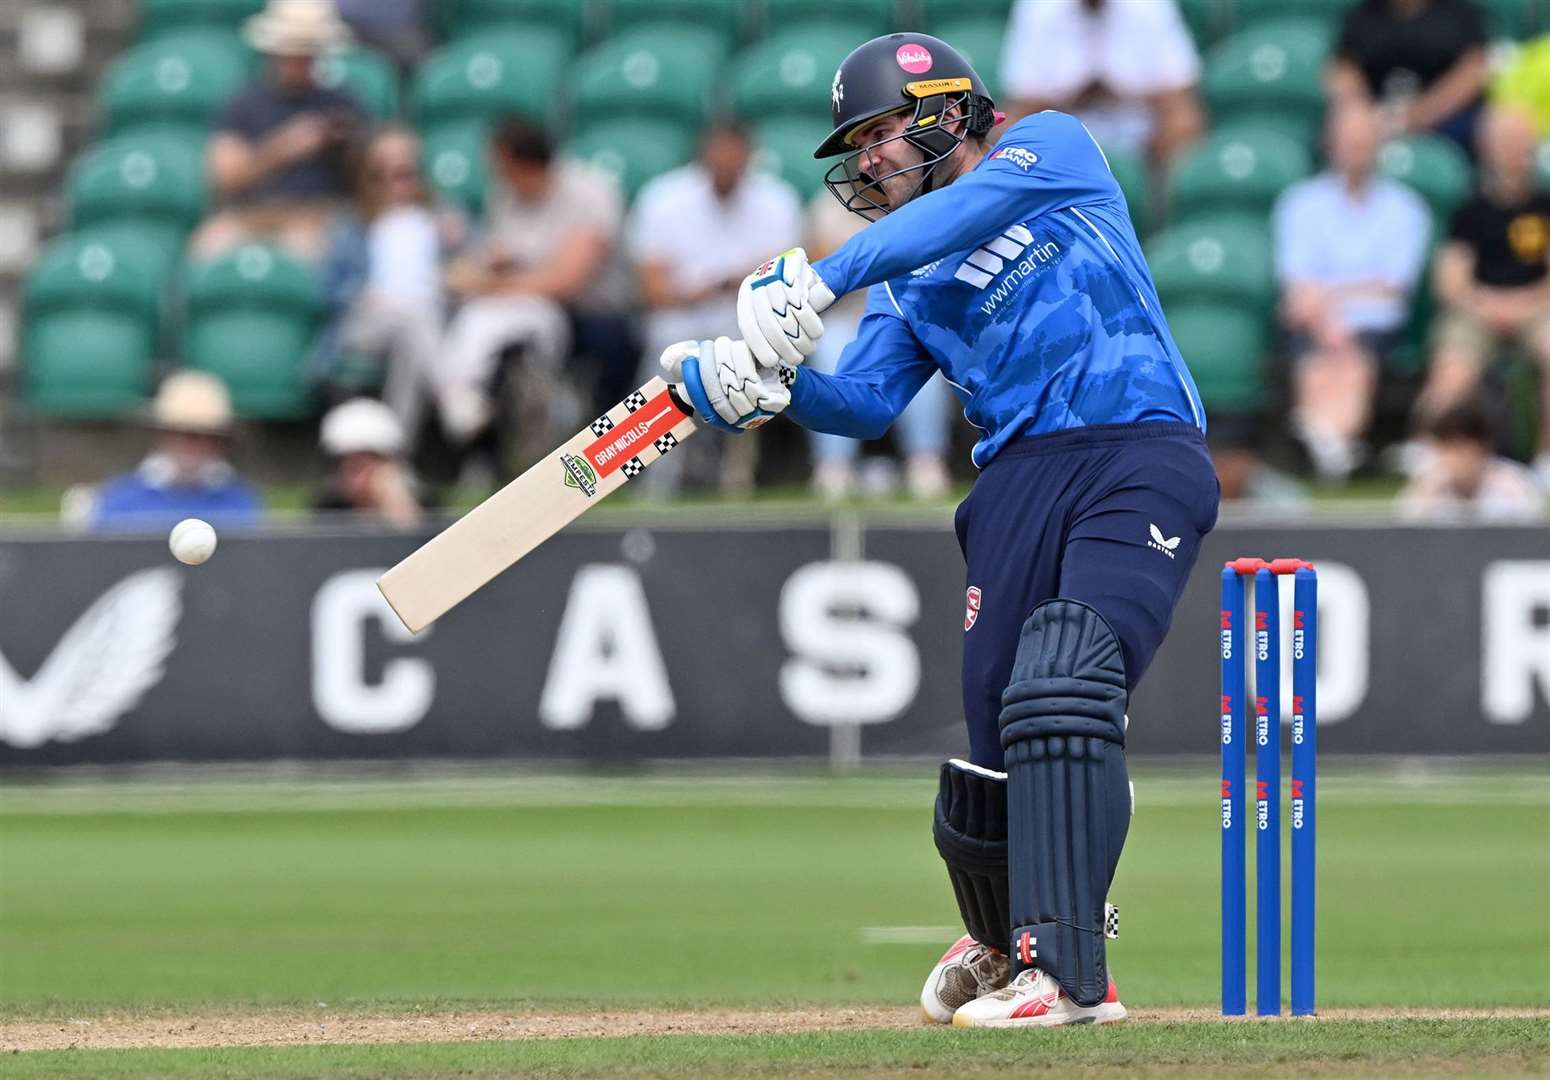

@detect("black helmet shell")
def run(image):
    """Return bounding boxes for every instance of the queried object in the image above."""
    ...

[816,32,993,159]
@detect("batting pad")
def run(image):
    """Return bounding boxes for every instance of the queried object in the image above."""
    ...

[932,758,1010,954]
[999,599,1131,1008]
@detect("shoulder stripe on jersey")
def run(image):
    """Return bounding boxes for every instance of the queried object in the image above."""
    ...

[1065,206,1204,431]
[882,279,906,317]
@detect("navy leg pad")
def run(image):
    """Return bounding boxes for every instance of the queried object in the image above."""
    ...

[999,599,1131,1007]
[932,758,1010,954]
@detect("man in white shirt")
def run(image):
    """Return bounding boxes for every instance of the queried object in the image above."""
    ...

[628,118,803,491]
[998,0,1203,168]
[1273,99,1432,481]
[441,117,630,473]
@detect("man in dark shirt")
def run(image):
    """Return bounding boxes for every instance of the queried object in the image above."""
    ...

[1423,105,1550,486]
[191,0,365,264]
[1329,0,1490,153]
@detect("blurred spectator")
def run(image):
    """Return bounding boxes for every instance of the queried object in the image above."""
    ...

[1397,397,1545,518]
[1272,100,1431,482]
[1420,105,1550,486]
[998,0,1203,169]
[804,192,954,501]
[192,0,365,264]
[89,372,263,532]
[336,0,428,71]
[1328,0,1489,153]
[313,126,463,445]
[441,117,631,472]
[1489,34,1550,136]
[628,117,802,494]
[313,398,425,526]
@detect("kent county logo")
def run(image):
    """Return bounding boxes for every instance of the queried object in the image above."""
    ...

[990,146,1039,172]
[1147,523,1181,558]
[910,258,943,277]
[831,69,843,110]
[964,586,982,631]
[561,453,598,497]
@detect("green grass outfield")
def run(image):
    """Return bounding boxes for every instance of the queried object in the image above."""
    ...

[1,764,1546,1076]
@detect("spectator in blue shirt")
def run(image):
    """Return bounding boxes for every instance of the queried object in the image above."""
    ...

[90,372,264,532]
[1273,99,1432,480]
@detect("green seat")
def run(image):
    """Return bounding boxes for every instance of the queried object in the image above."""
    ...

[66,135,207,285]
[1232,0,1361,28]
[731,30,858,123]
[604,0,743,48]
[422,121,492,214]
[411,30,572,130]
[566,119,695,201]
[1167,304,1273,413]
[1168,128,1312,226]
[1378,134,1472,227]
[136,0,265,41]
[570,27,728,131]
[99,30,254,140]
[753,116,832,200]
[1102,145,1152,238]
[760,0,894,38]
[22,236,161,417]
[312,46,400,120]
[1149,217,1276,413]
[1175,0,1234,51]
[1147,216,1276,311]
[182,244,324,419]
[1479,0,1539,38]
[917,0,1012,32]
[932,19,1004,100]
[436,0,591,46]
[1203,18,1332,148]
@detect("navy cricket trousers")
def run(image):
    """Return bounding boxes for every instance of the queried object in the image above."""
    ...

[954,422,1220,769]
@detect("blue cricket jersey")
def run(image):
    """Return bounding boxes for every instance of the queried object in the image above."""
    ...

[792,110,1205,468]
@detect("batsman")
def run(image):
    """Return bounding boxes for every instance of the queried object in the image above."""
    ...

[661,32,1220,1026]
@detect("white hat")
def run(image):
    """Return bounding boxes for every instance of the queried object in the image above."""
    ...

[148,371,235,436]
[244,0,352,56]
[321,398,406,457]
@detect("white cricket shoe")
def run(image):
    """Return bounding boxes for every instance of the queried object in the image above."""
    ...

[951,966,1127,1027]
[920,934,1011,1023]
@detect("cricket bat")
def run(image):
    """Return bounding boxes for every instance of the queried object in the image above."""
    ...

[377,377,698,633]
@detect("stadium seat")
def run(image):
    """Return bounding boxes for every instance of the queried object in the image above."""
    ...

[1479,0,1539,38]
[1232,0,1364,29]
[1174,0,1233,52]
[565,119,696,201]
[1102,145,1152,238]
[422,121,491,215]
[1378,134,1472,227]
[760,0,894,39]
[136,0,265,41]
[66,135,207,284]
[312,46,400,121]
[21,236,161,417]
[1148,216,1276,413]
[753,116,833,200]
[436,0,591,46]
[182,244,324,419]
[98,30,255,141]
[1167,128,1312,226]
[931,19,1005,100]
[604,0,744,49]
[1203,18,1332,148]
[411,30,572,130]
[731,30,858,123]
[570,27,728,132]
[916,0,1013,32]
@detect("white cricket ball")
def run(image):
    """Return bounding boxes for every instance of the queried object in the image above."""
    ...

[169,517,218,566]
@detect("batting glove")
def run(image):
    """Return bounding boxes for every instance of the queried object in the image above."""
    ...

[660,337,795,434]
[736,247,836,370]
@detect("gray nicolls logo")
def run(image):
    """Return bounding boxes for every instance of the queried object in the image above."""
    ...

[1147,523,1181,559]
[0,568,182,748]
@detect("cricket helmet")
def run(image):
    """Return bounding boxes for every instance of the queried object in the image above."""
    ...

[816,32,998,220]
